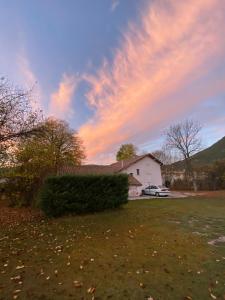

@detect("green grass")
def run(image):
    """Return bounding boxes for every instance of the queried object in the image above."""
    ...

[1,194,225,299]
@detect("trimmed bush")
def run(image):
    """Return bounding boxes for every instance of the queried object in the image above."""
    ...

[40,174,128,217]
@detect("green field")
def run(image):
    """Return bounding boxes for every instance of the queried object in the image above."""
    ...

[1,193,225,299]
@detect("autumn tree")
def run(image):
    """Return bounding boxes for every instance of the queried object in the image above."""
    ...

[16,117,86,177]
[7,118,86,205]
[116,143,137,161]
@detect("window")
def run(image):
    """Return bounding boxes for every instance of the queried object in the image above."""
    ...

[150,186,157,189]
[129,173,133,176]
[136,169,140,175]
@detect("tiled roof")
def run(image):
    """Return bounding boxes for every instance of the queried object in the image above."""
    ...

[58,165,113,176]
[58,153,161,186]
[128,175,142,186]
[58,165,142,186]
[109,153,162,172]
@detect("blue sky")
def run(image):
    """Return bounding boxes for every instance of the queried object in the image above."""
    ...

[0,0,225,163]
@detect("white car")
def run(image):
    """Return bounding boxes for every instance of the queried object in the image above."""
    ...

[142,185,170,197]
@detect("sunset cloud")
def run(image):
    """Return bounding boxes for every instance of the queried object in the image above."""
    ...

[49,74,79,119]
[79,0,225,163]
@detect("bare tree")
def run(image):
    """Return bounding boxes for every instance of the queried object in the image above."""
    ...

[152,148,175,165]
[0,78,42,144]
[164,119,202,188]
[0,78,42,165]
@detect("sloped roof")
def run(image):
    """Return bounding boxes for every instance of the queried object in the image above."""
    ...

[58,166,142,186]
[109,153,162,172]
[128,175,142,186]
[58,153,161,180]
[58,164,113,176]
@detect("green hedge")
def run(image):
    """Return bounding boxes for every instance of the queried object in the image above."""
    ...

[40,174,128,217]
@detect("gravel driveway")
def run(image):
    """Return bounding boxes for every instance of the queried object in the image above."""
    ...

[129,191,200,200]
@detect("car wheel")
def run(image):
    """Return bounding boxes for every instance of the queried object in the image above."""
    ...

[156,192,160,197]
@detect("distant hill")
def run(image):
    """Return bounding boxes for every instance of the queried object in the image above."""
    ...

[171,136,225,170]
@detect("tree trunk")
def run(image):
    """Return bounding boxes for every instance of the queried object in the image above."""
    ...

[184,158,198,191]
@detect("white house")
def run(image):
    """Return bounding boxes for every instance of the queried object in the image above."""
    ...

[59,153,163,197]
[110,154,163,196]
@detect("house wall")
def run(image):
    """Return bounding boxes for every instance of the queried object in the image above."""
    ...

[128,186,139,197]
[121,156,162,194]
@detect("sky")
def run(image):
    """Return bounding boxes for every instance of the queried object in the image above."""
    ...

[0,0,225,164]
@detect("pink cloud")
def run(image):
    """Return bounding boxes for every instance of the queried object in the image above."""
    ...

[79,0,225,163]
[49,74,79,119]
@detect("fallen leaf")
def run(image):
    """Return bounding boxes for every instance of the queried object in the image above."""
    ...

[16,265,25,270]
[87,287,96,294]
[40,269,44,275]
[74,281,83,288]
[11,275,21,282]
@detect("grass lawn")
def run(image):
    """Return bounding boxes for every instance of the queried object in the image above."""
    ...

[1,192,225,300]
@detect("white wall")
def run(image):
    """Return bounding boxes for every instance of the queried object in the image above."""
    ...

[128,186,139,197]
[121,156,162,194]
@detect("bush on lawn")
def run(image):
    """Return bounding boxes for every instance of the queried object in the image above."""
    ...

[40,174,129,217]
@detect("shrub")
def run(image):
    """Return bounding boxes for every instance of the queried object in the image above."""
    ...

[2,175,40,207]
[171,178,193,191]
[40,174,128,217]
